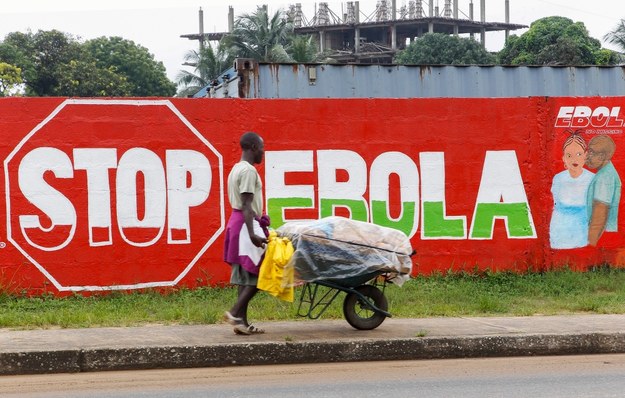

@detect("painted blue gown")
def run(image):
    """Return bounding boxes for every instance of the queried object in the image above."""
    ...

[550,169,594,249]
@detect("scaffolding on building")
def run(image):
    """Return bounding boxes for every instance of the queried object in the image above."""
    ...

[181,1,526,64]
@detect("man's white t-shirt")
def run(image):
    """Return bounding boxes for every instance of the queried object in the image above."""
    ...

[227,161,263,216]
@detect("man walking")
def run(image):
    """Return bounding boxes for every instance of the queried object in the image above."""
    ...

[223,132,268,335]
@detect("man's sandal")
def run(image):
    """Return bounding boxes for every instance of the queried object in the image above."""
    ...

[223,311,243,326]
[246,325,265,334]
[233,324,265,335]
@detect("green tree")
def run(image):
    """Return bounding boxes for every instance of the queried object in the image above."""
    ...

[604,19,625,53]
[176,43,233,97]
[499,16,619,65]
[55,60,132,97]
[0,32,36,94]
[0,30,176,96]
[223,7,294,62]
[83,36,176,96]
[289,35,320,63]
[0,62,22,96]
[0,30,82,96]
[394,33,495,65]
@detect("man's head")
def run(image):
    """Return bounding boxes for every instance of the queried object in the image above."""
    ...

[586,135,616,170]
[240,132,264,164]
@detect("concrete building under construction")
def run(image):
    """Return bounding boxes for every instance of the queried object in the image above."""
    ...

[181,0,527,63]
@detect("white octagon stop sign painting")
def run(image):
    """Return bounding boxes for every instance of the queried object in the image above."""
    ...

[4,99,224,291]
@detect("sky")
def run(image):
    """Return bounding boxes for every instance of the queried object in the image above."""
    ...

[0,0,623,84]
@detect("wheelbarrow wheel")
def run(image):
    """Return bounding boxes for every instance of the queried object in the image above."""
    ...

[343,285,388,330]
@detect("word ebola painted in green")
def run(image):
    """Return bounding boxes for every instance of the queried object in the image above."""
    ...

[265,150,536,240]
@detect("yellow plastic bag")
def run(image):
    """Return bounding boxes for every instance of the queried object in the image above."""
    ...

[257,231,295,302]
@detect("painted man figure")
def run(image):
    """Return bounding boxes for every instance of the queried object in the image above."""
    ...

[223,132,268,335]
[586,135,621,247]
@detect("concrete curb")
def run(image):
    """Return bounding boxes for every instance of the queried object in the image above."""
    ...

[3,332,625,375]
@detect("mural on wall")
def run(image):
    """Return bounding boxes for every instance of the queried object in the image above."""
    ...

[549,131,594,249]
[264,150,536,240]
[551,104,624,251]
[1,97,625,295]
[2,99,225,292]
[586,135,621,246]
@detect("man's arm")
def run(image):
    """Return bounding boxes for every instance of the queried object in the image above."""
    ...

[240,192,267,248]
[588,201,609,246]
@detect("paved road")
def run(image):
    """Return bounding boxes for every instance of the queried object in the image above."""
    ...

[3,354,625,397]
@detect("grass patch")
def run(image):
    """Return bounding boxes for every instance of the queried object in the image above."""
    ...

[415,329,428,337]
[2,268,625,330]
[387,267,625,317]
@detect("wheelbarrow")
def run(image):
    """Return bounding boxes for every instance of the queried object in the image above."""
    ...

[276,216,415,331]
[296,270,392,330]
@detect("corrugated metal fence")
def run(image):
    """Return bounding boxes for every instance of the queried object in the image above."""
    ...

[202,62,625,99]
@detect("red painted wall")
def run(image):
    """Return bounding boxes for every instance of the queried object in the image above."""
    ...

[0,97,623,295]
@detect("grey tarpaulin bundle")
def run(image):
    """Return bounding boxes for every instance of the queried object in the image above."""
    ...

[277,216,414,286]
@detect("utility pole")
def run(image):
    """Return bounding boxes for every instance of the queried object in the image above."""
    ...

[199,7,204,52]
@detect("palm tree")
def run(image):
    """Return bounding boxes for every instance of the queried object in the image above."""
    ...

[290,35,320,63]
[176,43,232,97]
[223,7,294,63]
[604,19,625,53]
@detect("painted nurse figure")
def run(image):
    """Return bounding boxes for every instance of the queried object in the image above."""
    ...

[550,132,595,249]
